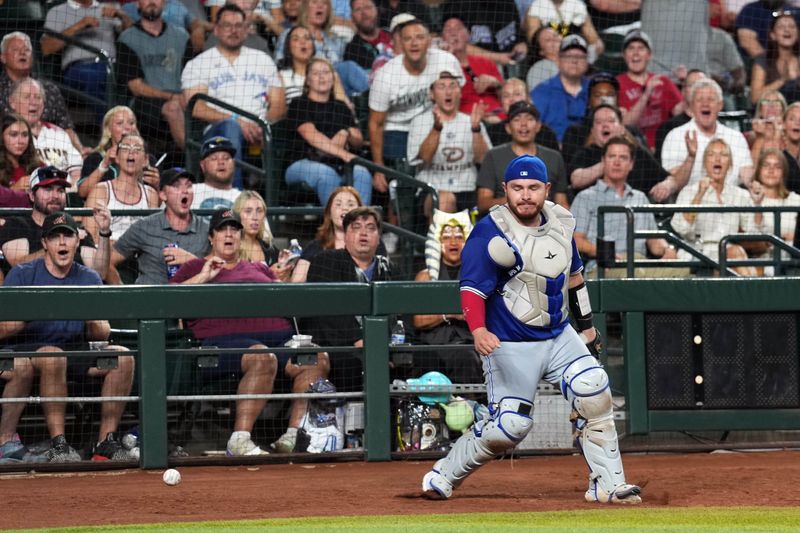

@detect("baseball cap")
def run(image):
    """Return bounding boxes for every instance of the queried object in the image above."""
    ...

[41,211,79,237]
[159,167,196,189]
[208,208,243,233]
[623,29,652,51]
[505,101,540,122]
[589,71,620,92]
[29,165,69,191]
[201,136,236,160]
[504,154,548,184]
[560,34,588,54]
[429,69,459,89]
[406,371,452,405]
[389,13,418,33]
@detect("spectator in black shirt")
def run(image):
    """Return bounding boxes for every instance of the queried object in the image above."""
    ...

[305,206,395,390]
[284,57,372,205]
[568,104,672,201]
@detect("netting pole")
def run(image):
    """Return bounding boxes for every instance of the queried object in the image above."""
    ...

[363,316,391,461]
[623,312,648,435]
[138,320,168,468]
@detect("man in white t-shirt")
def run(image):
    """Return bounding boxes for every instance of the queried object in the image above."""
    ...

[192,136,242,211]
[9,79,82,184]
[660,78,753,196]
[368,17,463,192]
[182,4,286,187]
[407,71,491,219]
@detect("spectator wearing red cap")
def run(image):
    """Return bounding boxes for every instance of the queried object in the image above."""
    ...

[0,166,110,279]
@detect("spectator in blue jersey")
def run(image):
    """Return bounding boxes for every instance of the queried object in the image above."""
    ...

[531,34,590,144]
[181,4,286,188]
[0,212,136,463]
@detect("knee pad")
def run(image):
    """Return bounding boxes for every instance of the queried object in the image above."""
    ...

[433,397,533,489]
[479,397,534,453]
[561,355,611,420]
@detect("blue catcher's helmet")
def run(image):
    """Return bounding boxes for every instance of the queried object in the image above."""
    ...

[407,371,452,405]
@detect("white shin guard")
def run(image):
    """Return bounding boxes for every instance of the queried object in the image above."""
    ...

[579,410,627,497]
[434,397,533,488]
[562,355,629,497]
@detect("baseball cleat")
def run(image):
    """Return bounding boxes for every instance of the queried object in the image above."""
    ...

[422,469,453,500]
[585,482,642,505]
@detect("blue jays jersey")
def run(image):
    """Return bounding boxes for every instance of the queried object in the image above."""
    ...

[460,203,583,341]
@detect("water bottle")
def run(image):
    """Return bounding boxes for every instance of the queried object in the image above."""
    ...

[693,232,703,251]
[165,242,180,279]
[391,320,406,345]
[122,426,140,450]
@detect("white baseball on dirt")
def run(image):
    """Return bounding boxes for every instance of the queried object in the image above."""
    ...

[163,468,181,486]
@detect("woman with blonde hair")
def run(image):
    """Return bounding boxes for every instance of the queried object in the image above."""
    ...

[234,191,273,256]
[671,139,763,276]
[78,106,159,198]
[746,90,787,163]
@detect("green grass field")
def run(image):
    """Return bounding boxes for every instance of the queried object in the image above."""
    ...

[11,507,800,533]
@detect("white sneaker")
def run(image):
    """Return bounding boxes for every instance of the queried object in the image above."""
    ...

[422,469,453,500]
[585,482,642,504]
[226,431,269,456]
[270,428,298,453]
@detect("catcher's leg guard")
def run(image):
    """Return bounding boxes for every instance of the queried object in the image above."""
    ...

[422,397,533,499]
[562,355,641,505]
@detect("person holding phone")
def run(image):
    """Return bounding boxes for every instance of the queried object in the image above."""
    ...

[171,208,329,456]
[233,190,296,281]
[78,106,141,198]
[84,133,160,245]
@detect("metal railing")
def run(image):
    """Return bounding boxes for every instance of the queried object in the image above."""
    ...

[597,204,800,277]
[184,93,274,202]
[38,27,117,107]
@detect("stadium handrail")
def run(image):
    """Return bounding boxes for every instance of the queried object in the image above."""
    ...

[184,92,273,202]
[597,204,800,277]
[38,27,117,107]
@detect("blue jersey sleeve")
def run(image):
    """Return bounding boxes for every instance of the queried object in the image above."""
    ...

[459,221,500,298]
[570,238,584,275]
[3,265,27,286]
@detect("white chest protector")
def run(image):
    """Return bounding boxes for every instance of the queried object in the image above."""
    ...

[487,202,576,328]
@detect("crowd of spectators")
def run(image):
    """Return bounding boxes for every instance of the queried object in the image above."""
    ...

[4,0,800,461]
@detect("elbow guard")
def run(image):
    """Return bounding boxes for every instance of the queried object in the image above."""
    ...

[568,281,594,332]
